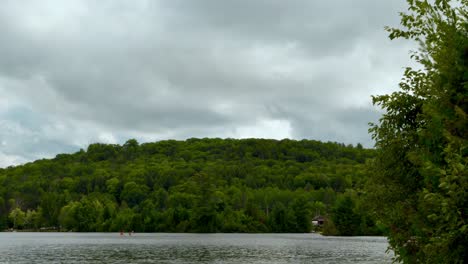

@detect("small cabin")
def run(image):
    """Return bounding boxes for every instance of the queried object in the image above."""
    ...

[312,215,325,226]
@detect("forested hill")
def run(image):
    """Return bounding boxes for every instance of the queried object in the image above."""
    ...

[0,138,381,234]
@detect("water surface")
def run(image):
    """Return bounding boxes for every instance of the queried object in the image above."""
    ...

[0,233,392,263]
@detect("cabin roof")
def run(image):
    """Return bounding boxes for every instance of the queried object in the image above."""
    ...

[312,215,325,221]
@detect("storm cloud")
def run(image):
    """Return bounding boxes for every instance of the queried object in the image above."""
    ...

[0,0,414,167]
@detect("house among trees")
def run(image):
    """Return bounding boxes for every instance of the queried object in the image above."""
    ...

[312,215,325,226]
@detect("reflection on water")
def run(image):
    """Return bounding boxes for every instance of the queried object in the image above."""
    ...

[0,233,392,263]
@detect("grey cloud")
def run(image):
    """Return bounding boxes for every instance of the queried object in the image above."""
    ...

[288,107,381,145]
[0,109,78,161]
[0,0,412,166]
[163,0,405,56]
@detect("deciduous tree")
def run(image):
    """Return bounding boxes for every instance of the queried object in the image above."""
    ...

[369,0,467,262]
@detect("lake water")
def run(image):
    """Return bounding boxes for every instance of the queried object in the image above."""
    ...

[0,233,392,263]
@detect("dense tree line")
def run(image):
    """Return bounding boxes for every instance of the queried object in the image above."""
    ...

[0,138,380,235]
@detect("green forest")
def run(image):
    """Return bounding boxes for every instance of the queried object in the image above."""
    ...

[0,138,381,235]
[0,0,466,262]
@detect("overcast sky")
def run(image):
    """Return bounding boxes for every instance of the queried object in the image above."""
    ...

[0,0,415,167]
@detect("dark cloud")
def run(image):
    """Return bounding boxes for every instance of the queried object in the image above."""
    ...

[0,0,413,167]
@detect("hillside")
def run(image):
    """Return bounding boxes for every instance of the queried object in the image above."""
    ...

[0,138,381,234]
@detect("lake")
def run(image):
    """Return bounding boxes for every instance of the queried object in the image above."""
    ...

[0,233,392,263]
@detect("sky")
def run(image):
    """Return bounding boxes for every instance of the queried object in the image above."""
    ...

[0,0,415,167]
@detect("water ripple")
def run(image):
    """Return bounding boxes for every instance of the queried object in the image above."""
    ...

[0,233,392,264]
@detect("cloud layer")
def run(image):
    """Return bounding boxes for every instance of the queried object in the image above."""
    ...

[0,0,414,167]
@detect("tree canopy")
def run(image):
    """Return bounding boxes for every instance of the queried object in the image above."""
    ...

[368,0,467,262]
[0,138,379,235]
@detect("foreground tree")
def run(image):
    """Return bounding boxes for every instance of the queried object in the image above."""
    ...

[369,0,467,262]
